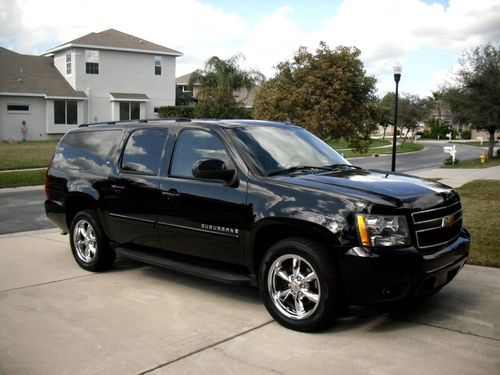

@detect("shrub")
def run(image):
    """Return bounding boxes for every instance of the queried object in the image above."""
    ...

[158,106,196,118]
[420,131,432,139]
[443,156,459,165]
[461,129,471,139]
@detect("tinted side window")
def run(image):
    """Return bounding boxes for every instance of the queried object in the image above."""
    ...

[170,129,233,178]
[121,129,168,175]
[52,130,122,171]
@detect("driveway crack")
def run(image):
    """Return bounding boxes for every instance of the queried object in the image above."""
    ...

[138,320,274,374]
[391,317,499,342]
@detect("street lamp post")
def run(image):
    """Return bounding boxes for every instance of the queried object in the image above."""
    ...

[391,62,402,172]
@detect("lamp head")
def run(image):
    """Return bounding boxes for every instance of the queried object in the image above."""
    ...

[393,61,402,83]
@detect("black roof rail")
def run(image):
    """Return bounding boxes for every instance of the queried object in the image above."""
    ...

[79,121,117,128]
[78,117,192,128]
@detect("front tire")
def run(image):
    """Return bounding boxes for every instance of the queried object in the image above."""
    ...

[259,238,342,332]
[69,210,115,271]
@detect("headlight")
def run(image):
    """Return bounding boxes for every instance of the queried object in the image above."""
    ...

[356,214,410,247]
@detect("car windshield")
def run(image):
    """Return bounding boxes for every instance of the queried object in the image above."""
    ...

[230,125,350,176]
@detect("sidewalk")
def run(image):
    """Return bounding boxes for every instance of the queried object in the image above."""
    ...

[408,165,500,188]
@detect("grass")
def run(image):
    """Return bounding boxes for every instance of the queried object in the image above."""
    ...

[443,156,500,168]
[0,169,46,188]
[341,142,424,158]
[0,141,58,170]
[328,138,391,150]
[451,141,498,147]
[326,138,425,158]
[458,180,500,268]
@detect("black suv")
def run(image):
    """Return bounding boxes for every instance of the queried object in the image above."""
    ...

[45,119,470,331]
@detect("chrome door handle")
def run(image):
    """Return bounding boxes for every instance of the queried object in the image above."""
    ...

[162,189,180,198]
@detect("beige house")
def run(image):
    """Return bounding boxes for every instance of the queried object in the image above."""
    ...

[1,29,182,141]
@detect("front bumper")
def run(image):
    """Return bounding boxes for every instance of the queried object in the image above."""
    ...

[340,229,470,305]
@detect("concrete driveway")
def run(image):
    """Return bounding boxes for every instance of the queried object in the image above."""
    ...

[1,230,499,375]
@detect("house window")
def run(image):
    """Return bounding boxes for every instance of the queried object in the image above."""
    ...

[181,85,192,93]
[119,102,140,121]
[54,100,78,125]
[85,50,99,74]
[7,104,30,113]
[66,52,72,75]
[154,56,162,75]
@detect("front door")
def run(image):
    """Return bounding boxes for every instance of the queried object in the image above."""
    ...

[158,129,251,265]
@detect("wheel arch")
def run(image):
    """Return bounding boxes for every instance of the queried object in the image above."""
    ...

[249,218,341,277]
[64,192,99,229]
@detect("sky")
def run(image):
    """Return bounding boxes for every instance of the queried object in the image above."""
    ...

[1,0,499,97]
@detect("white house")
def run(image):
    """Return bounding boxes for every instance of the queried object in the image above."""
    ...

[0,29,182,141]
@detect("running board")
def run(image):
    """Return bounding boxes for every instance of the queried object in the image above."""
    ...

[115,246,252,286]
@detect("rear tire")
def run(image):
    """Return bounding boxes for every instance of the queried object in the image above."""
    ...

[69,210,115,271]
[259,237,342,332]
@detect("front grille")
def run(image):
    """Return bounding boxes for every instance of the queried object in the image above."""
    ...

[411,201,463,250]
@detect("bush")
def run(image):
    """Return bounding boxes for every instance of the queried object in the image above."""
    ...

[461,129,471,139]
[428,118,458,139]
[443,156,459,165]
[420,131,432,139]
[158,106,196,118]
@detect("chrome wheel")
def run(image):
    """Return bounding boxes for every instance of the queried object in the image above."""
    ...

[267,254,321,320]
[73,219,97,263]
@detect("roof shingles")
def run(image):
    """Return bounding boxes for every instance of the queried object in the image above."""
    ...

[47,29,182,56]
[0,47,86,98]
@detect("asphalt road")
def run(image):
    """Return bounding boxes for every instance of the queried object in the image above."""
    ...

[350,140,484,172]
[0,187,55,235]
[0,141,486,235]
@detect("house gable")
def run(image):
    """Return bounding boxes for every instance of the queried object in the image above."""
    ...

[45,29,182,57]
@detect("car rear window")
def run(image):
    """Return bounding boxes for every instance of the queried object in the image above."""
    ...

[51,130,123,171]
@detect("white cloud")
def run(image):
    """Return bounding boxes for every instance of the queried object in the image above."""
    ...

[1,0,499,96]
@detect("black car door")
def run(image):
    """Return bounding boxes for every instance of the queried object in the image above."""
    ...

[103,128,168,248]
[158,128,251,265]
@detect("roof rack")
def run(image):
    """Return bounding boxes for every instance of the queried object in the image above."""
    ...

[78,117,191,128]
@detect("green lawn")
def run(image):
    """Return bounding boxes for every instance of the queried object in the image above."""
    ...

[443,156,500,168]
[0,169,46,188]
[0,141,58,170]
[326,138,425,158]
[327,138,391,150]
[458,180,500,268]
[451,141,498,147]
[342,142,424,158]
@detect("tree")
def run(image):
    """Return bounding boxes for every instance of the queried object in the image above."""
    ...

[189,54,264,119]
[253,42,377,151]
[446,44,500,158]
[428,90,444,122]
[378,92,429,143]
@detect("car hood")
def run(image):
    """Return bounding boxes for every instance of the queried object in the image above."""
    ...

[276,168,458,210]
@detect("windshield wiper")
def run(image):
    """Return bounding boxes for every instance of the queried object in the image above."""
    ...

[267,166,335,177]
[325,163,362,170]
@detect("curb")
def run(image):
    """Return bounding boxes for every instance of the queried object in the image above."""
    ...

[0,228,59,239]
[0,185,44,193]
[0,167,46,173]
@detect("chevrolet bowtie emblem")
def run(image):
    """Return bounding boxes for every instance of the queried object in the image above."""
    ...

[442,215,455,228]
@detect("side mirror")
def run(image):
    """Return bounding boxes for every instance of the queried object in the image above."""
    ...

[192,159,236,183]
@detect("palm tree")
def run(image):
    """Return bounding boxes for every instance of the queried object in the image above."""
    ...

[189,54,265,105]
